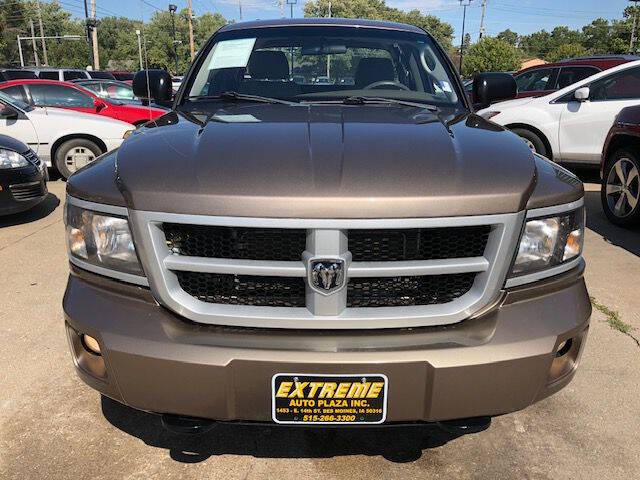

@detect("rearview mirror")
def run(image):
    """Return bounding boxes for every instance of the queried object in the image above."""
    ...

[133,70,172,102]
[301,45,347,55]
[473,73,517,110]
[0,104,18,120]
[574,87,590,102]
[94,99,106,111]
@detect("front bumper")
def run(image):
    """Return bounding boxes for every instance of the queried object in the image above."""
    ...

[0,165,47,216]
[64,263,590,423]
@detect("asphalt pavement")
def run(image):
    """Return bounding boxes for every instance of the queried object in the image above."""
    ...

[1,179,639,480]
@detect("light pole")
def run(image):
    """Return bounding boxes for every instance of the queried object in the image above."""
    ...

[136,29,143,70]
[459,0,473,74]
[169,4,178,75]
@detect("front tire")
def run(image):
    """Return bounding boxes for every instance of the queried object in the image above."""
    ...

[601,148,640,228]
[54,139,102,179]
[511,128,549,158]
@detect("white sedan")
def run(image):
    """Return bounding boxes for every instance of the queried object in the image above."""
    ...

[0,90,132,178]
[478,59,640,166]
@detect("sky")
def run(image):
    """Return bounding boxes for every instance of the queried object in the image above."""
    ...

[50,0,632,45]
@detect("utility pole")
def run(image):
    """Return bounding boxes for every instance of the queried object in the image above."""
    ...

[36,0,48,65]
[630,0,640,53]
[29,20,40,66]
[83,0,93,68]
[17,36,25,67]
[91,0,99,69]
[238,0,243,21]
[187,0,195,61]
[458,0,473,73]
[479,0,487,40]
[169,4,179,74]
[136,29,143,70]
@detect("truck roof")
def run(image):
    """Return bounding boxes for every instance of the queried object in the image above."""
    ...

[218,17,425,34]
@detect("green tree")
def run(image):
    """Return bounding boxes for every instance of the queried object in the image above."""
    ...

[547,43,588,62]
[497,29,519,47]
[303,0,454,49]
[462,37,520,77]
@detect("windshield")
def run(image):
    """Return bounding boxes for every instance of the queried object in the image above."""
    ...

[185,26,462,108]
[0,90,32,111]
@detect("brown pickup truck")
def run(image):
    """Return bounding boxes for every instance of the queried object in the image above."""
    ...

[63,18,590,436]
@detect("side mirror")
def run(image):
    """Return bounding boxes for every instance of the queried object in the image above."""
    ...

[133,70,172,102]
[473,73,517,110]
[574,87,590,102]
[0,104,18,120]
[94,99,107,111]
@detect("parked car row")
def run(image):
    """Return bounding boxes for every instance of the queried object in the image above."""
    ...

[0,67,139,83]
[0,89,131,178]
[477,59,640,226]
[0,79,166,126]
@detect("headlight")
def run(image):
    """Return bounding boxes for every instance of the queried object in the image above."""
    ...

[480,111,500,120]
[65,203,144,277]
[0,148,29,168]
[510,206,584,278]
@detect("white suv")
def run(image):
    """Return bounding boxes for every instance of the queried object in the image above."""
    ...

[478,59,640,165]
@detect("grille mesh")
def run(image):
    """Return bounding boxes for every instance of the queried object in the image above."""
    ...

[348,227,491,262]
[9,182,45,201]
[347,273,476,308]
[163,224,490,263]
[164,224,306,261]
[176,272,306,307]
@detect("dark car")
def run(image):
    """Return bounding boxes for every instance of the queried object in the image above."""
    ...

[70,79,169,110]
[63,18,589,435]
[87,70,116,80]
[0,134,47,216]
[513,55,640,99]
[109,71,135,84]
[0,68,38,82]
[601,105,640,227]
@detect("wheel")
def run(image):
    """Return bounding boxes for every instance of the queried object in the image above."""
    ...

[54,138,102,179]
[511,128,548,158]
[601,148,640,228]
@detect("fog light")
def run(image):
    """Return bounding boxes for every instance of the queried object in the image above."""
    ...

[82,334,101,355]
[548,329,587,384]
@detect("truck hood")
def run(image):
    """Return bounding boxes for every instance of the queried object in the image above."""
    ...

[114,104,536,218]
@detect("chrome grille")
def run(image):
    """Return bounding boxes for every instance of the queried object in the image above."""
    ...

[130,212,524,329]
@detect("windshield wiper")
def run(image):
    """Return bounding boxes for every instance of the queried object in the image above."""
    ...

[186,91,298,106]
[304,96,439,111]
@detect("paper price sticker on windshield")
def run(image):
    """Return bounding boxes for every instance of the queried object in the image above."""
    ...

[272,374,388,424]
[209,38,257,70]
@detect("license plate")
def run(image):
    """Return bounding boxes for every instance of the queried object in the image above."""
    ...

[272,373,388,424]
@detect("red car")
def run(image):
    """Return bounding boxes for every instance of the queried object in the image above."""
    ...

[601,105,640,228]
[513,55,640,99]
[0,79,165,126]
